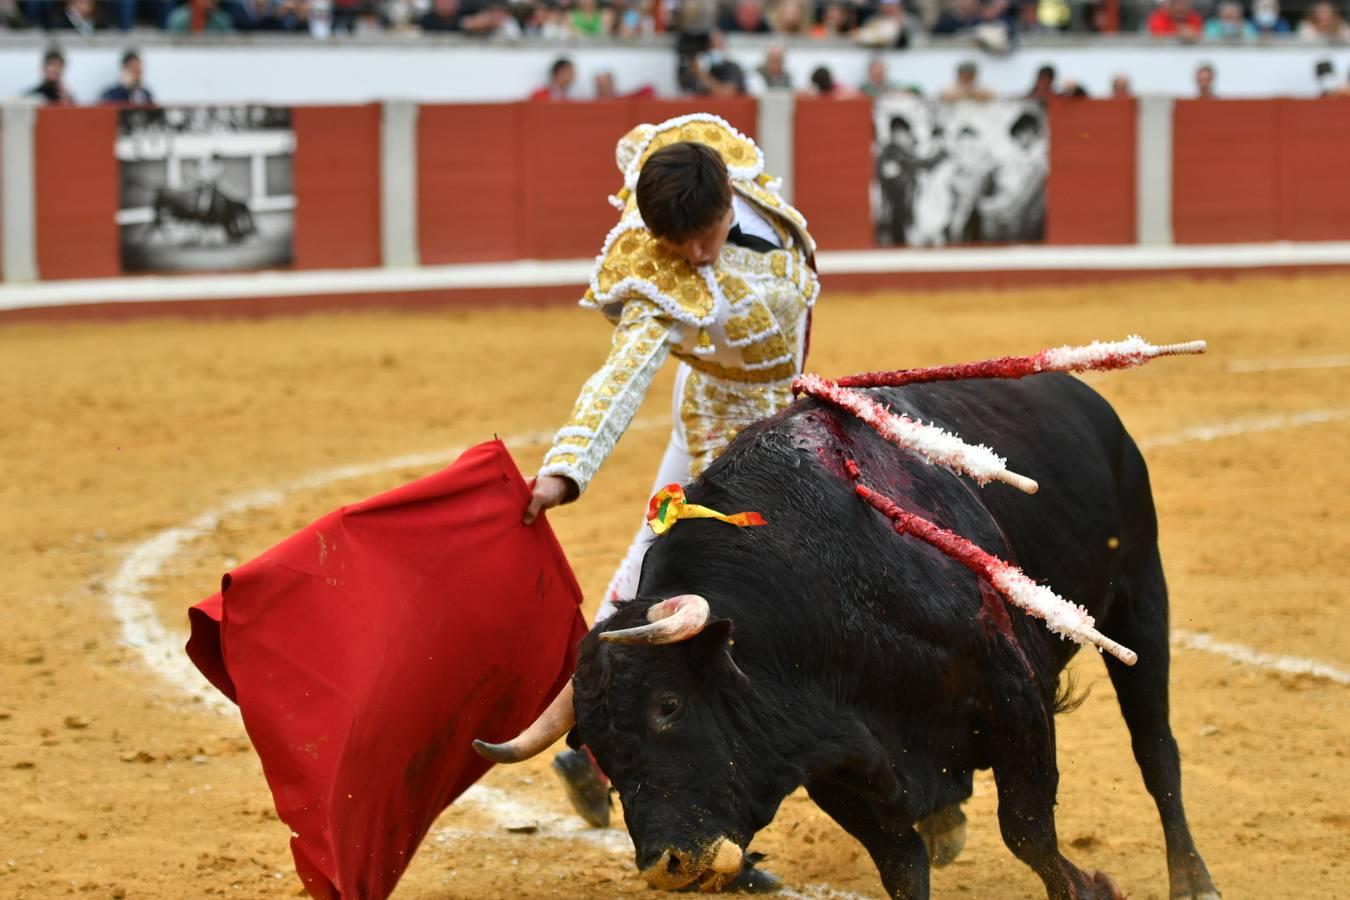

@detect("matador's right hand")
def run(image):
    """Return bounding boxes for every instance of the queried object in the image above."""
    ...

[523,475,578,525]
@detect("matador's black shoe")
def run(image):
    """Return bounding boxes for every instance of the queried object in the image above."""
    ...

[552,747,611,828]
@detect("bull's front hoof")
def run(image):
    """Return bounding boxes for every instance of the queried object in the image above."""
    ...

[551,748,611,828]
[1168,859,1220,900]
[1088,871,1127,900]
[916,804,967,868]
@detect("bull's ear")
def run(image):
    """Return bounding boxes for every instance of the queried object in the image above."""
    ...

[692,618,751,691]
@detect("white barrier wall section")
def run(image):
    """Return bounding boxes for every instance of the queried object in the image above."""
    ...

[5,243,1350,312]
[1,38,1349,104]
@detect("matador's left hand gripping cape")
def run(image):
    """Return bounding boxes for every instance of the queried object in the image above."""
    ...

[539,114,820,494]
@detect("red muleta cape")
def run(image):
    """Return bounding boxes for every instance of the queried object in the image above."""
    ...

[186,440,586,900]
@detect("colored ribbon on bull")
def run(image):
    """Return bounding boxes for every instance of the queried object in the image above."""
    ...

[646,484,766,536]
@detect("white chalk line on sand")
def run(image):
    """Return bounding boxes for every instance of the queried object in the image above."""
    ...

[1137,408,1350,449]
[99,404,1348,895]
[1170,629,1350,685]
[1227,354,1350,374]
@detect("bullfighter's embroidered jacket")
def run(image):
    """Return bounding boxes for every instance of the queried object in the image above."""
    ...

[539,114,820,495]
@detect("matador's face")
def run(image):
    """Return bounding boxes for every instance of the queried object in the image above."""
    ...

[661,204,735,269]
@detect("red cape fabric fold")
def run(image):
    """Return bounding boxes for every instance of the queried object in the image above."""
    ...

[186,440,586,900]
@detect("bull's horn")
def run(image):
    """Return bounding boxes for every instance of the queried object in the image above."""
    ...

[599,594,711,645]
[472,681,575,764]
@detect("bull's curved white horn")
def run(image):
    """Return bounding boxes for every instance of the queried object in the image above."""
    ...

[599,594,711,645]
[472,681,575,764]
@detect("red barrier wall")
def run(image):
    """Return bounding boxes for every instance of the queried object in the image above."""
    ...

[792,98,874,251]
[419,103,525,264]
[1172,100,1281,244]
[292,105,382,270]
[418,98,757,263]
[1275,98,1350,241]
[519,101,635,259]
[1046,99,1136,245]
[35,107,120,280]
[23,99,1350,290]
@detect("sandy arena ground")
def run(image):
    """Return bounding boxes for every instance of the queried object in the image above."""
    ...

[2,273,1348,900]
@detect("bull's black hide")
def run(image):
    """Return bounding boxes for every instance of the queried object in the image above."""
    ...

[571,374,1218,900]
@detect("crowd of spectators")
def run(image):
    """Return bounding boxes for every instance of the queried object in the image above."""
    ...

[526,46,1350,102]
[2,0,1350,41]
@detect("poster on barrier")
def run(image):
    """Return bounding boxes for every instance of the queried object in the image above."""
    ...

[116,105,295,273]
[872,95,1047,248]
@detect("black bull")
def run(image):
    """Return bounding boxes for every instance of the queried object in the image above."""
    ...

[491,374,1220,900]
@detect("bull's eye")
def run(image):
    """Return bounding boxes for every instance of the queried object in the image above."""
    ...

[649,691,685,732]
[659,693,682,718]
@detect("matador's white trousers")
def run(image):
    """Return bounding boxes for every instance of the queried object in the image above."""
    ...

[595,363,695,624]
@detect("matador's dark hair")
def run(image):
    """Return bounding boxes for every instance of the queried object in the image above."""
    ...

[635,141,732,244]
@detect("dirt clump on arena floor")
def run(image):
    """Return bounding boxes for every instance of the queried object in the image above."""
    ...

[2,273,1347,900]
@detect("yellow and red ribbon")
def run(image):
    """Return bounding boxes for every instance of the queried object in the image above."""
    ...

[646,484,766,536]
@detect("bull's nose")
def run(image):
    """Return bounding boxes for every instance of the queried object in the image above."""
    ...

[642,848,695,889]
[639,839,743,890]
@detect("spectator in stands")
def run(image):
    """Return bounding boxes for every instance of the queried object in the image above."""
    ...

[810,2,850,37]
[99,49,154,105]
[1204,0,1256,40]
[420,0,464,30]
[1014,1,1052,35]
[675,0,718,34]
[257,0,311,31]
[168,0,236,32]
[860,56,899,97]
[569,0,612,35]
[805,64,862,97]
[594,69,618,99]
[1314,59,1340,94]
[1111,74,1132,97]
[687,28,734,88]
[384,0,421,31]
[613,0,656,36]
[531,2,572,37]
[1194,62,1217,97]
[1148,0,1203,39]
[749,44,794,92]
[530,56,575,100]
[461,0,522,36]
[854,0,915,48]
[706,58,749,95]
[352,3,389,34]
[1251,0,1291,33]
[933,0,982,33]
[723,0,770,31]
[974,0,1015,52]
[590,67,657,99]
[771,0,808,34]
[28,47,74,105]
[1298,0,1350,40]
[50,0,99,33]
[940,60,995,101]
[1026,64,1057,102]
